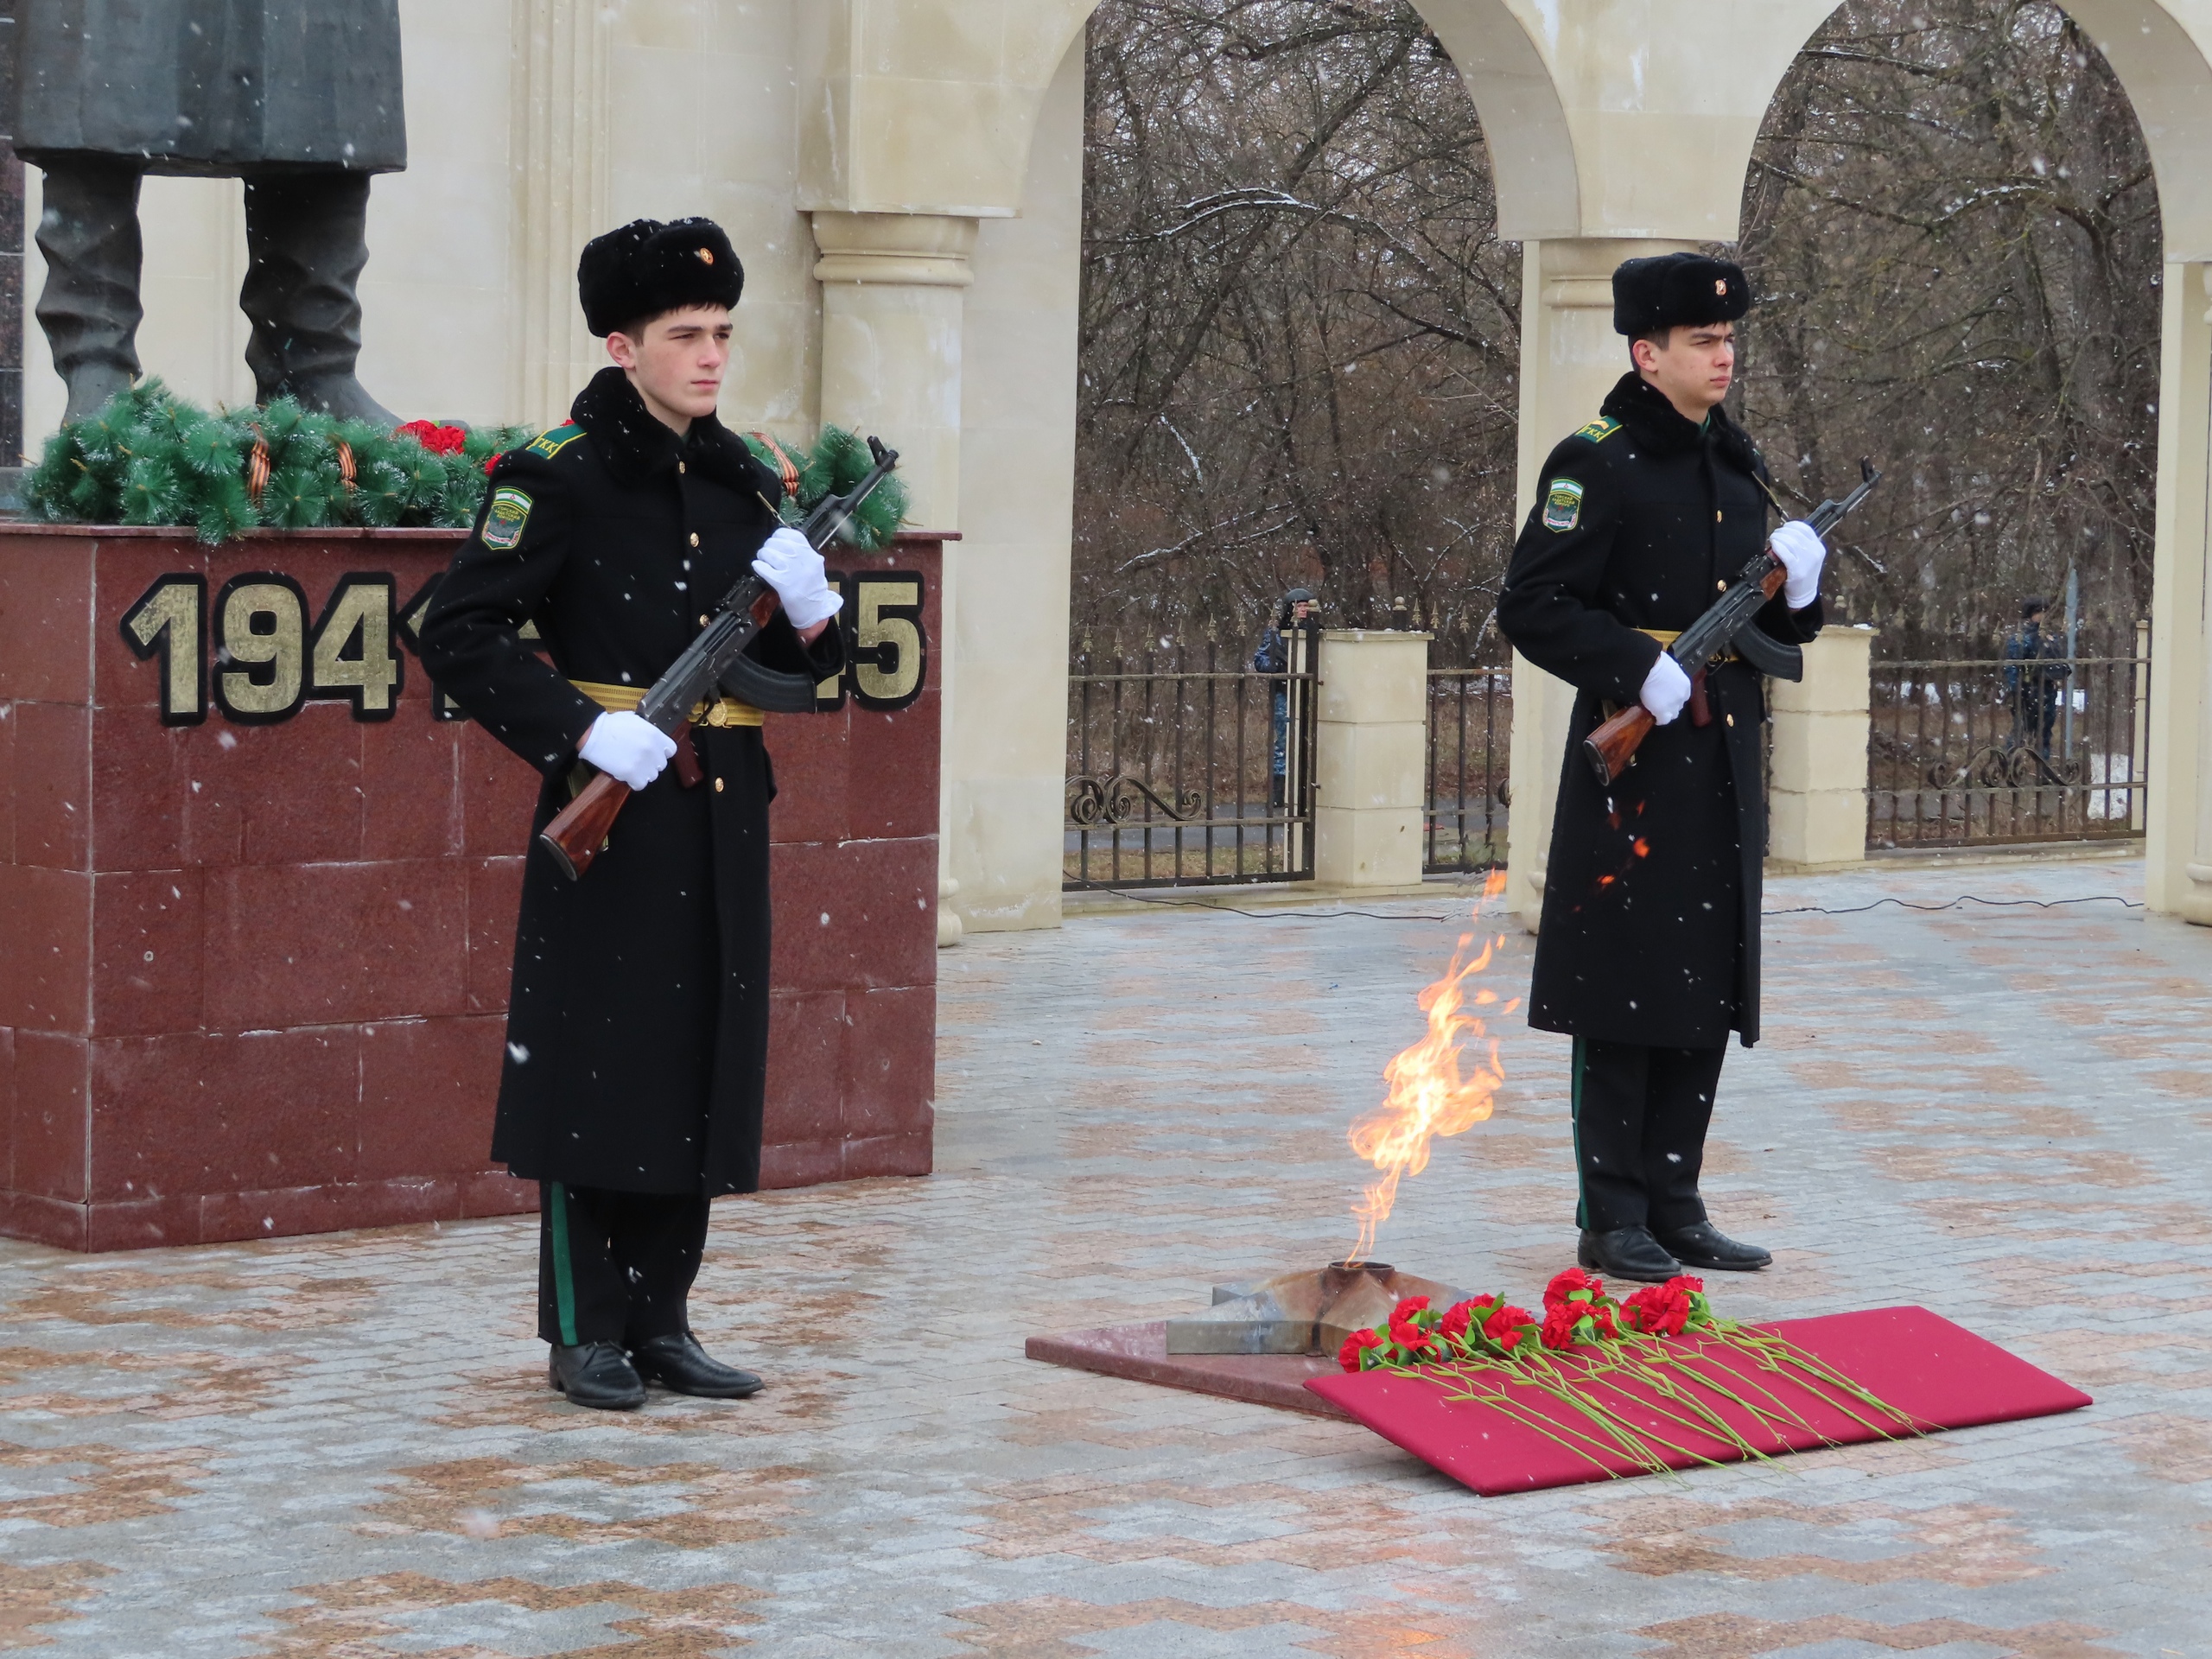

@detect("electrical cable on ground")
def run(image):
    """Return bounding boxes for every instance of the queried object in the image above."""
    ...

[1078,887,2143,923]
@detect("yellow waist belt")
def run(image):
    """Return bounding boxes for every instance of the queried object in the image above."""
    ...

[1637,627,1738,665]
[570,679,763,728]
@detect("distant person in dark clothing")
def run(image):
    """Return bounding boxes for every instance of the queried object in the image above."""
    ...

[2004,596,2071,758]
[1254,588,1314,806]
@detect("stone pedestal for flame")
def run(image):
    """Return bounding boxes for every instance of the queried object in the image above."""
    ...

[1166,1262,1471,1357]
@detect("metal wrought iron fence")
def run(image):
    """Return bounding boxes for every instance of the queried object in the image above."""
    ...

[1867,641,2150,849]
[1426,664,1512,874]
[1065,637,1319,888]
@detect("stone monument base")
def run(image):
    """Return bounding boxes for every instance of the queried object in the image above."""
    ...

[0,525,942,1251]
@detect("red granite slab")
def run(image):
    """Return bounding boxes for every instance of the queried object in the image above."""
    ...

[1,528,946,1249]
[1026,1321,1355,1421]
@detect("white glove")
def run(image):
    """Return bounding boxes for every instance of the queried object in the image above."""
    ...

[751,527,843,631]
[578,710,677,791]
[1770,519,1827,610]
[1640,652,1694,727]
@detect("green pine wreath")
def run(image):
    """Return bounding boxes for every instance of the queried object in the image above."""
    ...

[25,379,909,551]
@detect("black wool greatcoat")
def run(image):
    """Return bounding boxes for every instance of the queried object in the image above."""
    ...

[419,368,842,1195]
[14,2,407,175]
[1497,372,1823,1050]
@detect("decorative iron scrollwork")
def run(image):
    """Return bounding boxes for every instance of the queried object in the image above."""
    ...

[1065,772,1205,826]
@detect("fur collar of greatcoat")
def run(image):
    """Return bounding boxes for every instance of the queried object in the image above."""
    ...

[567,365,774,499]
[1598,371,1765,479]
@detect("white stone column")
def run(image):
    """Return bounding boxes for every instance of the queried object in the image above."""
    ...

[1314,630,1432,888]
[810,212,978,533]
[810,210,980,951]
[1505,238,1695,930]
[506,0,611,430]
[1768,628,1875,873]
[2146,259,2212,923]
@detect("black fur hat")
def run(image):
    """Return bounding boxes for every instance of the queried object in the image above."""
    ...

[1612,251,1751,337]
[577,218,745,338]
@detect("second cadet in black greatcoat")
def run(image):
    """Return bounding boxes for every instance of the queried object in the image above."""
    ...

[420,219,845,1408]
[1497,252,1828,1284]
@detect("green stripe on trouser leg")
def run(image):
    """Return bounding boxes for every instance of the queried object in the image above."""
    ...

[549,1181,579,1346]
[1569,1037,1589,1231]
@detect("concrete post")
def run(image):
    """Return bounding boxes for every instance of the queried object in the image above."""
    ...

[1314,630,1431,888]
[1768,627,1876,873]
[1505,238,1696,931]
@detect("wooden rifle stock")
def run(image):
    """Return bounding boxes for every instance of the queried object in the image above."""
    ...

[1581,703,1656,788]
[541,770,632,881]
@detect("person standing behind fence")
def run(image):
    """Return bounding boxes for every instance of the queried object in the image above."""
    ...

[2004,596,2071,758]
[1254,588,1314,807]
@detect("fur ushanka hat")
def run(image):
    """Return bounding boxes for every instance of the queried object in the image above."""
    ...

[1611,251,1751,337]
[577,217,745,337]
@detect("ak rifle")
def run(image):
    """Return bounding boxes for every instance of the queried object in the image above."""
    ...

[1581,458,1882,789]
[539,436,901,880]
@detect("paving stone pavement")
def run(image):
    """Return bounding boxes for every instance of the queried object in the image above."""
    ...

[1,855,2205,1656]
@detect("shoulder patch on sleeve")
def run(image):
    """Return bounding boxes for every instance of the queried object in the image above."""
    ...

[1542,478,1586,533]
[1574,416,1623,443]
[480,486,534,550]
[524,422,586,460]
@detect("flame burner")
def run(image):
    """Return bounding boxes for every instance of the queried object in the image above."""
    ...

[1165,1262,1470,1357]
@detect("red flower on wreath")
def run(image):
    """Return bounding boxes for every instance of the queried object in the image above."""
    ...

[1338,1328,1386,1372]
[395,419,468,455]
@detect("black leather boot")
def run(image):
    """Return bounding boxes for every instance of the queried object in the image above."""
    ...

[240,172,400,426]
[33,157,147,421]
[1577,1225,1684,1283]
[630,1332,764,1399]
[547,1341,647,1409]
[1655,1221,1772,1271]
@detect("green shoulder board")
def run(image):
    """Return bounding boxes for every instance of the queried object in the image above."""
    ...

[1573,416,1623,443]
[524,422,586,460]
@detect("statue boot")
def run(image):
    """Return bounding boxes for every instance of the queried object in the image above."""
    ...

[241,173,400,428]
[33,158,146,423]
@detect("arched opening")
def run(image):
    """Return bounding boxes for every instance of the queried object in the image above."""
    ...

[1739,0,2162,657]
[1059,0,1535,888]
[1738,0,2167,849]
[1069,2,1524,664]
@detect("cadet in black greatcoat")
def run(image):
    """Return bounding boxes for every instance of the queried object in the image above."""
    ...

[1498,253,1827,1284]
[421,219,844,1409]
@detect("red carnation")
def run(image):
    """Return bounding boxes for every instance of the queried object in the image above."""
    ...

[1541,1304,1586,1351]
[1338,1328,1386,1372]
[395,419,468,455]
[1438,1300,1477,1341]
[1483,1304,1537,1351]
[1621,1282,1691,1338]
[1391,1295,1432,1320]
[1545,1267,1604,1310]
[1665,1274,1705,1296]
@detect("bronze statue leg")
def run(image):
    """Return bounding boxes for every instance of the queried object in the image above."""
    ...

[240,172,398,427]
[34,158,146,423]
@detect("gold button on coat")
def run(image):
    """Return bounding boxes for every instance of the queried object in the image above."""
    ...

[713,777,725,792]
[689,532,700,547]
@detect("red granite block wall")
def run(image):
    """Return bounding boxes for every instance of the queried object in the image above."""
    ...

[0,526,940,1251]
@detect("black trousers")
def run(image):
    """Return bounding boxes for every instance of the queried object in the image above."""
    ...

[537,1182,711,1347]
[1570,1039,1728,1234]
